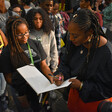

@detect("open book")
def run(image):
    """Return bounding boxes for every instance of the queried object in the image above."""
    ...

[17,65,76,95]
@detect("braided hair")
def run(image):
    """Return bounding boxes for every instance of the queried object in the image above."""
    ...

[6,16,30,69]
[68,9,105,81]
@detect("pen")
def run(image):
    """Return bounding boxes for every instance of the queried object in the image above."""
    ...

[48,74,62,80]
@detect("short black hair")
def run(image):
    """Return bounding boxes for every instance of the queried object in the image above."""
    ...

[21,0,31,5]
[8,4,26,18]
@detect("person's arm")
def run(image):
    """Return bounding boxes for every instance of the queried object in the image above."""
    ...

[78,80,110,102]
[34,40,54,83]
[79,54,112,103]
[0,29,8,47]
[53,51,71,86]
[49,31,58,73]
[40,59,54,84]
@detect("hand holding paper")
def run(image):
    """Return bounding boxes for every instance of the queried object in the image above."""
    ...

[17,65,75,94]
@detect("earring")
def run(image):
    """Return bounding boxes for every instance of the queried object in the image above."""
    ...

[88,34,93,43]
[88,38,91,43]
[73,14,77,18]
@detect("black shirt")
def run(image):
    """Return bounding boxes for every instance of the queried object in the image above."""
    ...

[0,39,47,94]
[1,39,46,74]
[57,41,112,102]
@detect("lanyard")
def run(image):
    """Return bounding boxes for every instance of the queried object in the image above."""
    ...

[27,42,34,65]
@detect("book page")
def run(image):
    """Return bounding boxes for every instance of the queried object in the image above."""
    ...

[39,79,71,94]
[17,65,75,94]
[17,65,51,94]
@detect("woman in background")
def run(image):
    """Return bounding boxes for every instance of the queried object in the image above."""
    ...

[26,8,58,73]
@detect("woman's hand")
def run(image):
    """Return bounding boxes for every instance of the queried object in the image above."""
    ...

[48,75,54,84]
[54,73,64,86]
[69,78,82,90]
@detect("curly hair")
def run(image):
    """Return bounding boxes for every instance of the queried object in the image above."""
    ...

[26,8,54,34]
[6,16,30,69]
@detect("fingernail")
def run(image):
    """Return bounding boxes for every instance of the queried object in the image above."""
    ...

[59,77,62,81]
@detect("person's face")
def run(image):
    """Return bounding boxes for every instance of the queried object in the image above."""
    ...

[52,3,59,15]
[33,13,43,30]
[13,7,22,16]
[42,0,54,13]
[16,23,29,44]
[0,0,4,4]
[68,22,89,46]
[80,0,89,9]
[0,0,5,8]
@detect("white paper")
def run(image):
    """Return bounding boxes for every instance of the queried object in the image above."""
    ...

[17,65,75,94]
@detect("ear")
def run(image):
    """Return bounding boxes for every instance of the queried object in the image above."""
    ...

[87,29,93,36]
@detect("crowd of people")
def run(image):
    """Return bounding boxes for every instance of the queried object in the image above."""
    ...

[0,0,112,112]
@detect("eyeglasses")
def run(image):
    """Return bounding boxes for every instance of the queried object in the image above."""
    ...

[14,10,22,14]
[16,31,30,39]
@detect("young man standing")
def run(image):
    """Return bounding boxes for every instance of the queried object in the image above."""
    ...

[39,0,62,55]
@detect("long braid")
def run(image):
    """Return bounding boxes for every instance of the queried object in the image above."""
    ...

[71,9,106,81]
[6,16,30,69]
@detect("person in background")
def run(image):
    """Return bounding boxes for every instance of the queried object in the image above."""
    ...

[26,8,58,73]
[52,1,67,40]
[79,0,103,27]
[54,9,112,112]
[9,0,19,6]
[5,0,11,10]
[0,0,19,33]
[31,0,39,7]
[65,0,80,17]
[0,16,54,112]
[0,29,13,112]
[95,0,105,13]
[20,0,33,13]
[9,4,26,18]
[102,0,112,32]
[39,0,62,55]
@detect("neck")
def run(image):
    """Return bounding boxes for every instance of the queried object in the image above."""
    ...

[83,43,92,50]
[83,37,100,50]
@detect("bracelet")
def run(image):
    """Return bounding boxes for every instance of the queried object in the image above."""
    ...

[79,82,83,91]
